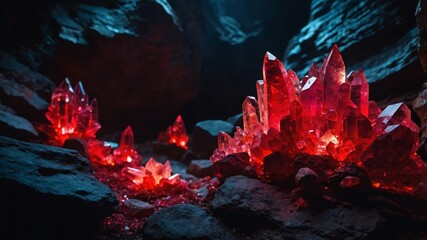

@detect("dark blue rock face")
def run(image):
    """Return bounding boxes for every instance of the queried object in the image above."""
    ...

[284,0,424,101]
[0,136,118,239]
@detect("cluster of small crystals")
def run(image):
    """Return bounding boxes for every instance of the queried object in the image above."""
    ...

[211,45,426,193]
[38,78,101,145]
[158,115,189,149]
[40,80,218,235]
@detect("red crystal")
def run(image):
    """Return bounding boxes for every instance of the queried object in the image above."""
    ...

[211,45,426,193]
[39,79,101,145]
[122,158,179,191]
[261,52,297,131]
[158,115,189,149]
[112,126,142,167]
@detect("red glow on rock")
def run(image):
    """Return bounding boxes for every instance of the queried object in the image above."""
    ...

[211,45,426,193]
[38,79,101,145]
[158,115,189,149]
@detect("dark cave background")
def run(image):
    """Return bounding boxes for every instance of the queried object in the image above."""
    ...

[0,0,425,141]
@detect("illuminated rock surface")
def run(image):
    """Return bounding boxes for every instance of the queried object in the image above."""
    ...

[211,45,426,193]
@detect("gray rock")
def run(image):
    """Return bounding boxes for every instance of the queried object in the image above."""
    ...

[284,0,423,101]
[187,159,213,178]
[63,137,89,159]
[191,120,234,158]
[170,160,196,180]
[0,74,48,121]
[0,136,118,239]
[0,104,38,140]
[143,204,235,240]
[212,175,385,239]
[0,53,55,100]
[123,199,155,217]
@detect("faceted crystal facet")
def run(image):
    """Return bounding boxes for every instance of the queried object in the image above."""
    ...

[242,96,260,136]
[262,52,297,130]
[350,70,369,118]
[319,44,346,111]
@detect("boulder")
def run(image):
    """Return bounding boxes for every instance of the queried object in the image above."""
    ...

[0,136,118,239]
[0,104,38,140]
[187,159,213,178]
[190,120,234,158]
[212,175,386,239]
[143,204,235,240]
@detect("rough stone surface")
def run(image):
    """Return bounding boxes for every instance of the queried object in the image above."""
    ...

[143,204,235,240]
[212,175,385,239]
[0,53,55,100]
[414,82,427,158]
[63,137,89,159]
[187,159,213,178]
[285,0,424,101]
[191,120,234,158]
[123,199,155,217]
[212,153,257,182]
[0,74,48,121]
[0,136,118,239]
[0,104,38,140]
[418,0,427,72]
[170,160,196,180]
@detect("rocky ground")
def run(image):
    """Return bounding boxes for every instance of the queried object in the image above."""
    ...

[1,0,427,239]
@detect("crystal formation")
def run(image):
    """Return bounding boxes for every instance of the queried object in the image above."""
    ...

[158,115,189,149]
[211,45,426,193]
[39,78,101,145]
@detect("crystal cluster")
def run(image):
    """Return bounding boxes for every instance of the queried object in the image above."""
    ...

[158,115,189,149]
[211,45,426,193]
[38,78,100,145]
[39,79,219,236]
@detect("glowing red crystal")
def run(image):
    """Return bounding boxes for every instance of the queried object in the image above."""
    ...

[158,115,189,149]
[261,52,297,131]
[112,126,142,166]
[211,45,426,193]
[39,79,101,145]
[122,158,179,190]
[319,44,346,112]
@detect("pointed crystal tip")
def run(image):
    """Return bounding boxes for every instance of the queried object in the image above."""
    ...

[265,51,277,61]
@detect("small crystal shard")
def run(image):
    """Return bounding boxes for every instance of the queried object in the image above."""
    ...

[242,96,260,137]
[113,126,142,166]
[158,115,189,149]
